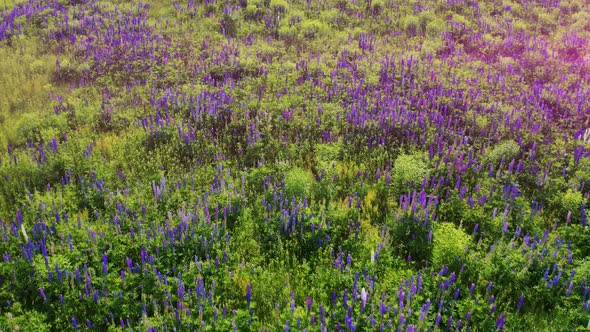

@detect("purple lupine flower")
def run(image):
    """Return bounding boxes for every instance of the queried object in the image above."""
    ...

[566,282,573,297]
[515,226,522,238]
[306,296,313,313]
[72,317,78,330]
[102,254,108,276]
[495,313,506,331]
[517,294,524,310]
[246,284,252,306]
[361,288,368,310]
[39,288,47,301]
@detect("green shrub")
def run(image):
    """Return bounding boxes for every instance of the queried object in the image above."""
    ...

[388,216,433,266]
[418,11,436,34]
[561,189,585,223]
[370,0,385,16]
[315,143,341,170]
[278,24,299,47]
[391,153,428,196]
[425,18,446,38]
[284,167,313,199]
[574,157,590,194]
[270,0,288,13]
[246,166,273,194]
[220,14,238,38]
[402,15,420,38]
[484,140,520,166]
[431,222,471,270]
[0,307,50,331]
[300,19,323,40]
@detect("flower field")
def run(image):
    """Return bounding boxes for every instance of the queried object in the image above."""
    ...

[0,0,589,330]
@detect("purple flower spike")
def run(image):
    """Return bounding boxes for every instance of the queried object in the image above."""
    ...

[517,294,524,310]
[246,284,252,307]
[102,254,108,276]
[495,313,506,331]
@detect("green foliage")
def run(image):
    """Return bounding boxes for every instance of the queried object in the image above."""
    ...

[484,140,520,166]
[574,157,590,194]
[425,18,446,38]
[284,167,313,199]
[431,222,470,270]
[388,215,433,266]
[278,24,299,47]
[402,15,420,38]
[0,305,50,331]
[0,0,589,330]
[391,153,428,196]
[300,19,324,40]
[315,142,341,170]
[418,11,436,35]
[561,189,585,222]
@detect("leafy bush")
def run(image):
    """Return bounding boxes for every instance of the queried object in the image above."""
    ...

[300,19,324,40]
[418,11,436,35]
[284,167,313,199]
[425,18,446,38]
[388,216,433,266]
[484,140,520,166]
[431,222,470,270]
[561,189,586,223]
[391,153,428,197]
[403,15,420,38]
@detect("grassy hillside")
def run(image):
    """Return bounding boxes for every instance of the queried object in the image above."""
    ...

[0,0,589,330]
